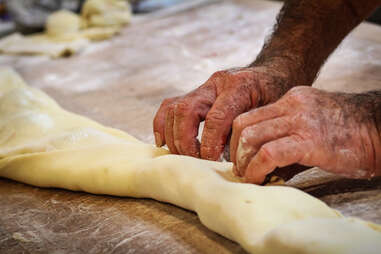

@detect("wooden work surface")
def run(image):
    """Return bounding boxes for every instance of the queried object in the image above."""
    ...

[0,0,381,253]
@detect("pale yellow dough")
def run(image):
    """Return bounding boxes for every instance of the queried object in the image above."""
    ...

[46,10,83,38]
[82,0,132,27]
[0,68,380,254]
[0,0,131,57]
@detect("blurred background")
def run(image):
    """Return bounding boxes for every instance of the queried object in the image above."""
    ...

[0,0,380,38]
[0,0,191,36]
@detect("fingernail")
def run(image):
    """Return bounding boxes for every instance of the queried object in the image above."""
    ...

[154,132,162,147]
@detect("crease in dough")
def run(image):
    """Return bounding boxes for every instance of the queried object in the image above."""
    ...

[0,68,380,254]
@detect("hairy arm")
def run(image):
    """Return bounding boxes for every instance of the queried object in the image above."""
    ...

[154,0,381,163]
[249,0,381,104]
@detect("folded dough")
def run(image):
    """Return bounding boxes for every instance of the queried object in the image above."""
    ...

[82,0,132,27]
[0,68,380,254]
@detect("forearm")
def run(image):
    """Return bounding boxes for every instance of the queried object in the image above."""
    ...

[251,0,380,90]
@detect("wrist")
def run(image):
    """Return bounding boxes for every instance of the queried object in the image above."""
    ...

[246,64,300,105]
[368,91,381,177]
[250,53,318,87]
[247,52,319,105]
[344,91,381,178]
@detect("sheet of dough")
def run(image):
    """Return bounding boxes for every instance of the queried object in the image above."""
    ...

[0,68,380,254]
[0,33,90,58]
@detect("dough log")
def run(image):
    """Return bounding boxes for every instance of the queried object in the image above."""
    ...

[0,68,380,254]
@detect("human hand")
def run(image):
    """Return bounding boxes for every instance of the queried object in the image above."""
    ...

[153,66,292,160]
[231,86,381,184]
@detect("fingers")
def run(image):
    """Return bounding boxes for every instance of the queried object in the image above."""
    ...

[243,135,309,184]
[164,106,179,154]
[165,100,211,156]
[153,97,178,147]
[173,101,210,157]
[234,117,291,177]
[158,84,216,156]
[201,90,252,161]
[230,104,285,164]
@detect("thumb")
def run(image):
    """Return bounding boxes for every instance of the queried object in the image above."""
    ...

[243,135,312,184]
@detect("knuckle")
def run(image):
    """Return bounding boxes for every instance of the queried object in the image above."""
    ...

[288,86,301,93]
[209,71,229,88]
[162,98,172,103]
[286,86,312,104]
[162,98,173,105]
[211,70,228,79]
[207,109,228,123]
[161,97,177,108]
[166,103,175,112]
[259,144,275,162]
[289,86,309,93]
[173,101,199,120]
[174,101,191,113]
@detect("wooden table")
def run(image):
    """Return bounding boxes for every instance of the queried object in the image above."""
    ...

[0,0,380,253]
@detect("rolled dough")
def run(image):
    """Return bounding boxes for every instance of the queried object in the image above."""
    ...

[46,10,83,38]
[0,68,380,254]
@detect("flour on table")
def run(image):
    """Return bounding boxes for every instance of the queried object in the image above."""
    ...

[0,68,380,254]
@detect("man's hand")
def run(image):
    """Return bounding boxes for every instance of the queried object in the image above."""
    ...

[231,87,381,184]
[153,67,292,160]
[153,0,381,163]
